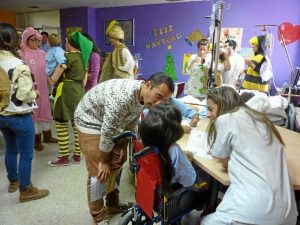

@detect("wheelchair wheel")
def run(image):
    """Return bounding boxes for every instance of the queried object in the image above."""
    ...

[119,210,134,225]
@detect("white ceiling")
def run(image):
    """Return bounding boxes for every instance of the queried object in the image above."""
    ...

[0,0,206,13]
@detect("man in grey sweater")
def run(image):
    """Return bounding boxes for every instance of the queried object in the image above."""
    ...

[74,72,174,224]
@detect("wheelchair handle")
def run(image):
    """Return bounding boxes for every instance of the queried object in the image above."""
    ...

[112,131,136,142]
[133,146,159,161]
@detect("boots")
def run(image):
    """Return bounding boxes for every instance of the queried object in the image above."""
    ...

[8,179,19,193]
[34,134,44,151]
[43,130,58,143]
[19,183,49,203]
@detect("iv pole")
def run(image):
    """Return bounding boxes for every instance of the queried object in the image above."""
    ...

[256,24,294,103]
[208,1,224,87]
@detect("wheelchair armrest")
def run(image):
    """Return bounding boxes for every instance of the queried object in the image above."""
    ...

[133,146,159,160]
[165,182,208,199]
[112,131,136,142]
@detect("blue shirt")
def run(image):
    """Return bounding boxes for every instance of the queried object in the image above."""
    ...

[40,43,50,52]
[169,97,198,119]
[143,97,199,119]
[168,143,196,186]
[45,47,66,76]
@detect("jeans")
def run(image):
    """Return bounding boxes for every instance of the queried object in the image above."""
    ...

[0,113,34,188]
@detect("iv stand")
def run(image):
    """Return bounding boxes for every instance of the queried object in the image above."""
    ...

[256,24,294,103]
[208,1,224,87]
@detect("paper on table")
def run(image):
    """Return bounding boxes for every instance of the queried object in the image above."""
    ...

[90,176,107,202]
[186,130,212,159]
[178,95,202,105]
[181,118,191,126]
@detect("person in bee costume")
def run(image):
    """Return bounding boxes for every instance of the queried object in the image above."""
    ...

[99,20,135,82]
[242,35,271,93]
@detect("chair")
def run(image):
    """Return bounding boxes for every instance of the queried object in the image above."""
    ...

[113,132,208,225]
[284,103,296,131]
[173,82,185,98]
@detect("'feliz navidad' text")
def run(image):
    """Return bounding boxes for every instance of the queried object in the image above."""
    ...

[146,25,182,50]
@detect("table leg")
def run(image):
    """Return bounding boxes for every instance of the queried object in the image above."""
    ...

[206,176,220,214]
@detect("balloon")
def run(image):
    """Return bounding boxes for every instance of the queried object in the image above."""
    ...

[278,22,300,45]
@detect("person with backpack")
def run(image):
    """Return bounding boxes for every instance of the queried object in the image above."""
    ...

[0,22,49,202]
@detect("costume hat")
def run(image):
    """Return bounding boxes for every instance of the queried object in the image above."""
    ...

[70,32,93,69]
[106,20,124,40]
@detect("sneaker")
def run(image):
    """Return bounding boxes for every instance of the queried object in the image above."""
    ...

[19,183,49,203]
[72,154,81,164]
[48,156,70,167]
[8,180,19,193]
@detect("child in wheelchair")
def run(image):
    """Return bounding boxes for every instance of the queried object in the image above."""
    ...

[118,104,208,225]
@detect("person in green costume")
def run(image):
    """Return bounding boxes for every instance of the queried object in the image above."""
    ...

[48,32,93,166]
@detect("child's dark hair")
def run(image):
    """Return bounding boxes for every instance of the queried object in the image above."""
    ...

[0,23,20,58]
[138,104,184,192]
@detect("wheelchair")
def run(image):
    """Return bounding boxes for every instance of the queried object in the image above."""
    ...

[112,132,209,225]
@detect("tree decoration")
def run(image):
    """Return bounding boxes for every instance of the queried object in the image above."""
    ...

[164,45,177,80]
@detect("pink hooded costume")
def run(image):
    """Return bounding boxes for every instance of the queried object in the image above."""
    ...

[18,27,52,122]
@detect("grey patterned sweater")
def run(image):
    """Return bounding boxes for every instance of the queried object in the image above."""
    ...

[74,79,144,152]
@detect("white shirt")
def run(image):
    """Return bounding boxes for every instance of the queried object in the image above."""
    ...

[202,108,298,225]
[186,53,212,75]
[118,48,135,79]
[222,52,244,86]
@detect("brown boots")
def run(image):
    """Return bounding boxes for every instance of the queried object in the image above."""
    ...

[8,180,19,193]
[42,130,58,143]
[34,130,58,151]
[34,134,44,151]
[19,184,49,203]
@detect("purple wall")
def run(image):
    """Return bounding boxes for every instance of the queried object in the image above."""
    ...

[60,0,300,89]
[60,7,88,37]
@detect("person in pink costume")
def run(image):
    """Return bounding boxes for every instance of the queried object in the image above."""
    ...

[18,27,57,151]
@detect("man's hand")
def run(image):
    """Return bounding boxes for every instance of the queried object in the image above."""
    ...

[189,114,200,127]
[97,162,111,182]
[182,125,192,134]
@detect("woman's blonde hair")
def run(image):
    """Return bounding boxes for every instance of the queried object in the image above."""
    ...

[48,33,61,47]
[206,86,284,147]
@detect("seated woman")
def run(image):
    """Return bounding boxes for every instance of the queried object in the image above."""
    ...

[201,86,298,225]
[138,104,197,192]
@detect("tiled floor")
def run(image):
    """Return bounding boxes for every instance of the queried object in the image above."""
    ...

[0,127,135,225]
[0,125,201,225]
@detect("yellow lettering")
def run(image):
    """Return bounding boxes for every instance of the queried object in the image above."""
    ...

[155,40,161,46]
[146,43,151,50]
[164,26,169,34]
[159,28,164,35]
[168,25,173,32]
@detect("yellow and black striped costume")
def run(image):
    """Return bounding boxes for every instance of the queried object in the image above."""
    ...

[242,53,269,93]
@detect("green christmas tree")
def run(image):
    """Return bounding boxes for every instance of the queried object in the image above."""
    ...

[164,45,177,80]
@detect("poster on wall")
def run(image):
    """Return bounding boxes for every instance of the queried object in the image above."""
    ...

[220,27,243,51]
[104,19,134,46]
[66,27,82,37]
[182,53,192,75]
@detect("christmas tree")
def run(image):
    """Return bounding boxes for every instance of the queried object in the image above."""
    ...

[164,45,177,80]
